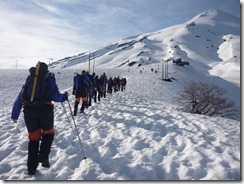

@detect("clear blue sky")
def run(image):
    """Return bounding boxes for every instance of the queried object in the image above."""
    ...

[0,0,241,68]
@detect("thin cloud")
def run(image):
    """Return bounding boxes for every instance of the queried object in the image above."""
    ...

[0,1,92,68]
[32,0,64,16]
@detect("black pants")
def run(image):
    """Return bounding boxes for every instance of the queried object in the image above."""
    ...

[23,105,54,171]
[74,88,88,115]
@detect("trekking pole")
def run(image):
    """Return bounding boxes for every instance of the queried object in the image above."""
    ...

[61,103,73,130]
[66,98,87,161]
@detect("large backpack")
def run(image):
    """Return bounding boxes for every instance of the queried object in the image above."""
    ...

[73,73,89,90]
[22,63,51,106]
[73,73,82,90]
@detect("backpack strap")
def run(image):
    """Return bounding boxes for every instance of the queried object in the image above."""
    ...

[30,62,40,102]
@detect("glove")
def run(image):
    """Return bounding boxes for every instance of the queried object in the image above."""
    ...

[64,91,69,101]
[12,119,17,123]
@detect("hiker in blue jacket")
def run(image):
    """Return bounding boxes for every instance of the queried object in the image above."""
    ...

[11,62,68,175]
[72,70,90,116]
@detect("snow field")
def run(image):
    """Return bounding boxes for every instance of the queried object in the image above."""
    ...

[0,68,240,180]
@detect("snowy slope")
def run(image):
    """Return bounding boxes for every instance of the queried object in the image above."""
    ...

[49,9,240,87]
[47,10,241,116]
[0,68,240,180]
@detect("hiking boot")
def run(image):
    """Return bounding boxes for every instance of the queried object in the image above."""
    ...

[28,169,36,175]
[41,158,50,168]
[38,155,50,168]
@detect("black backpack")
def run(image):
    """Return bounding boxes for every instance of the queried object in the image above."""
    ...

[22,63,52,107]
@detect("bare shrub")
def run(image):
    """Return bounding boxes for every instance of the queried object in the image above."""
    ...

[178,81,237,119]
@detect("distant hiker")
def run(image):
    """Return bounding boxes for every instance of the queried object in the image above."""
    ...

[11,62,68,175]
[91,73,98,103]
[120,78,127,91]
[86,71,94,107]
[114,76,120,92]
[100,73,107,98]
[93,75,102,102]
[72,70,90,115]
[107,77,114,94]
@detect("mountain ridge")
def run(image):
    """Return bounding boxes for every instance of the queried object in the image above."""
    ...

[49,9,240,86]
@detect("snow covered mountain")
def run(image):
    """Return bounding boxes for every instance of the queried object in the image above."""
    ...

[49,9,240,86]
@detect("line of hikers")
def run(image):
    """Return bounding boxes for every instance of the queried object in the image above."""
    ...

[73,70,127,116]
[11,61,127,175]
